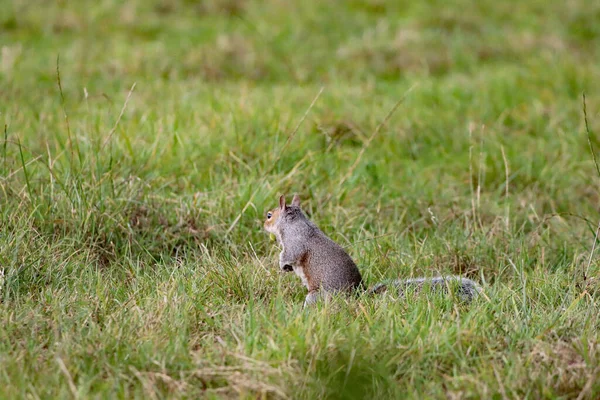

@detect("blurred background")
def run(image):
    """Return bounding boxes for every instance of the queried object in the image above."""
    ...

[3,0,599,84]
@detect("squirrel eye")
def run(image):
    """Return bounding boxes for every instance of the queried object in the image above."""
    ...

[267,212,272,219]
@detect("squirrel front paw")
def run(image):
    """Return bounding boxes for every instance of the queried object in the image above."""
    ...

[279,253,294,272]
[280,263,294,272]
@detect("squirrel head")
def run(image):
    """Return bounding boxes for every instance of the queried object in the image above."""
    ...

[264,194,302,237]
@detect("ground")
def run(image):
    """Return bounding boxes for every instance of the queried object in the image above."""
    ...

[1,0,600,398]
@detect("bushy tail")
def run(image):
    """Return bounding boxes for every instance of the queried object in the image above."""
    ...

[368,276,483,302]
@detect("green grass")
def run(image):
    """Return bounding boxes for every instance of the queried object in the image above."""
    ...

[2,0,600,398]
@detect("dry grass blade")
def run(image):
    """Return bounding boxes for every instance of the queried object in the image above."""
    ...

[584,221,600,283]
[583,93,600,179]
[225,86,324,236]
[501,145,510,230]
[582,93,600,286]
[102,82,137,149]
[56,54,76,162]
[56,357,78,399]
[268,86,324,174]
[338,83,417,186]
[3,124,7,172]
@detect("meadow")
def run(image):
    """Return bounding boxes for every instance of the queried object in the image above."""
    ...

[1,0,600,398]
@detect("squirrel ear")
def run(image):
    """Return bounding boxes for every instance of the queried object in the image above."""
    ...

[279,195,286,210]
[291,194,301,207]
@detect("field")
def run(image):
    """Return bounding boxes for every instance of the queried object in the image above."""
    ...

[2,0,600,398]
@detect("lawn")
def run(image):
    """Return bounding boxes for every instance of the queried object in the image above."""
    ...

[1,0,600,398]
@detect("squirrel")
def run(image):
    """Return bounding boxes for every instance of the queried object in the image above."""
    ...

[263,194,483,307]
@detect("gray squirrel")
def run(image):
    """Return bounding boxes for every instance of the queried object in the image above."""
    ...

[264,194,482,307]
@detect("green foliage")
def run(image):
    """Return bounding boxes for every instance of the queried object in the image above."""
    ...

[1,0,600,398]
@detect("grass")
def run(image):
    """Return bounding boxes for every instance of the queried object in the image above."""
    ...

[1,0,600,398]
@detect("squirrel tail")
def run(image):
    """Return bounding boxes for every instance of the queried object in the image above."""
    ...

[368,276,483,302]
